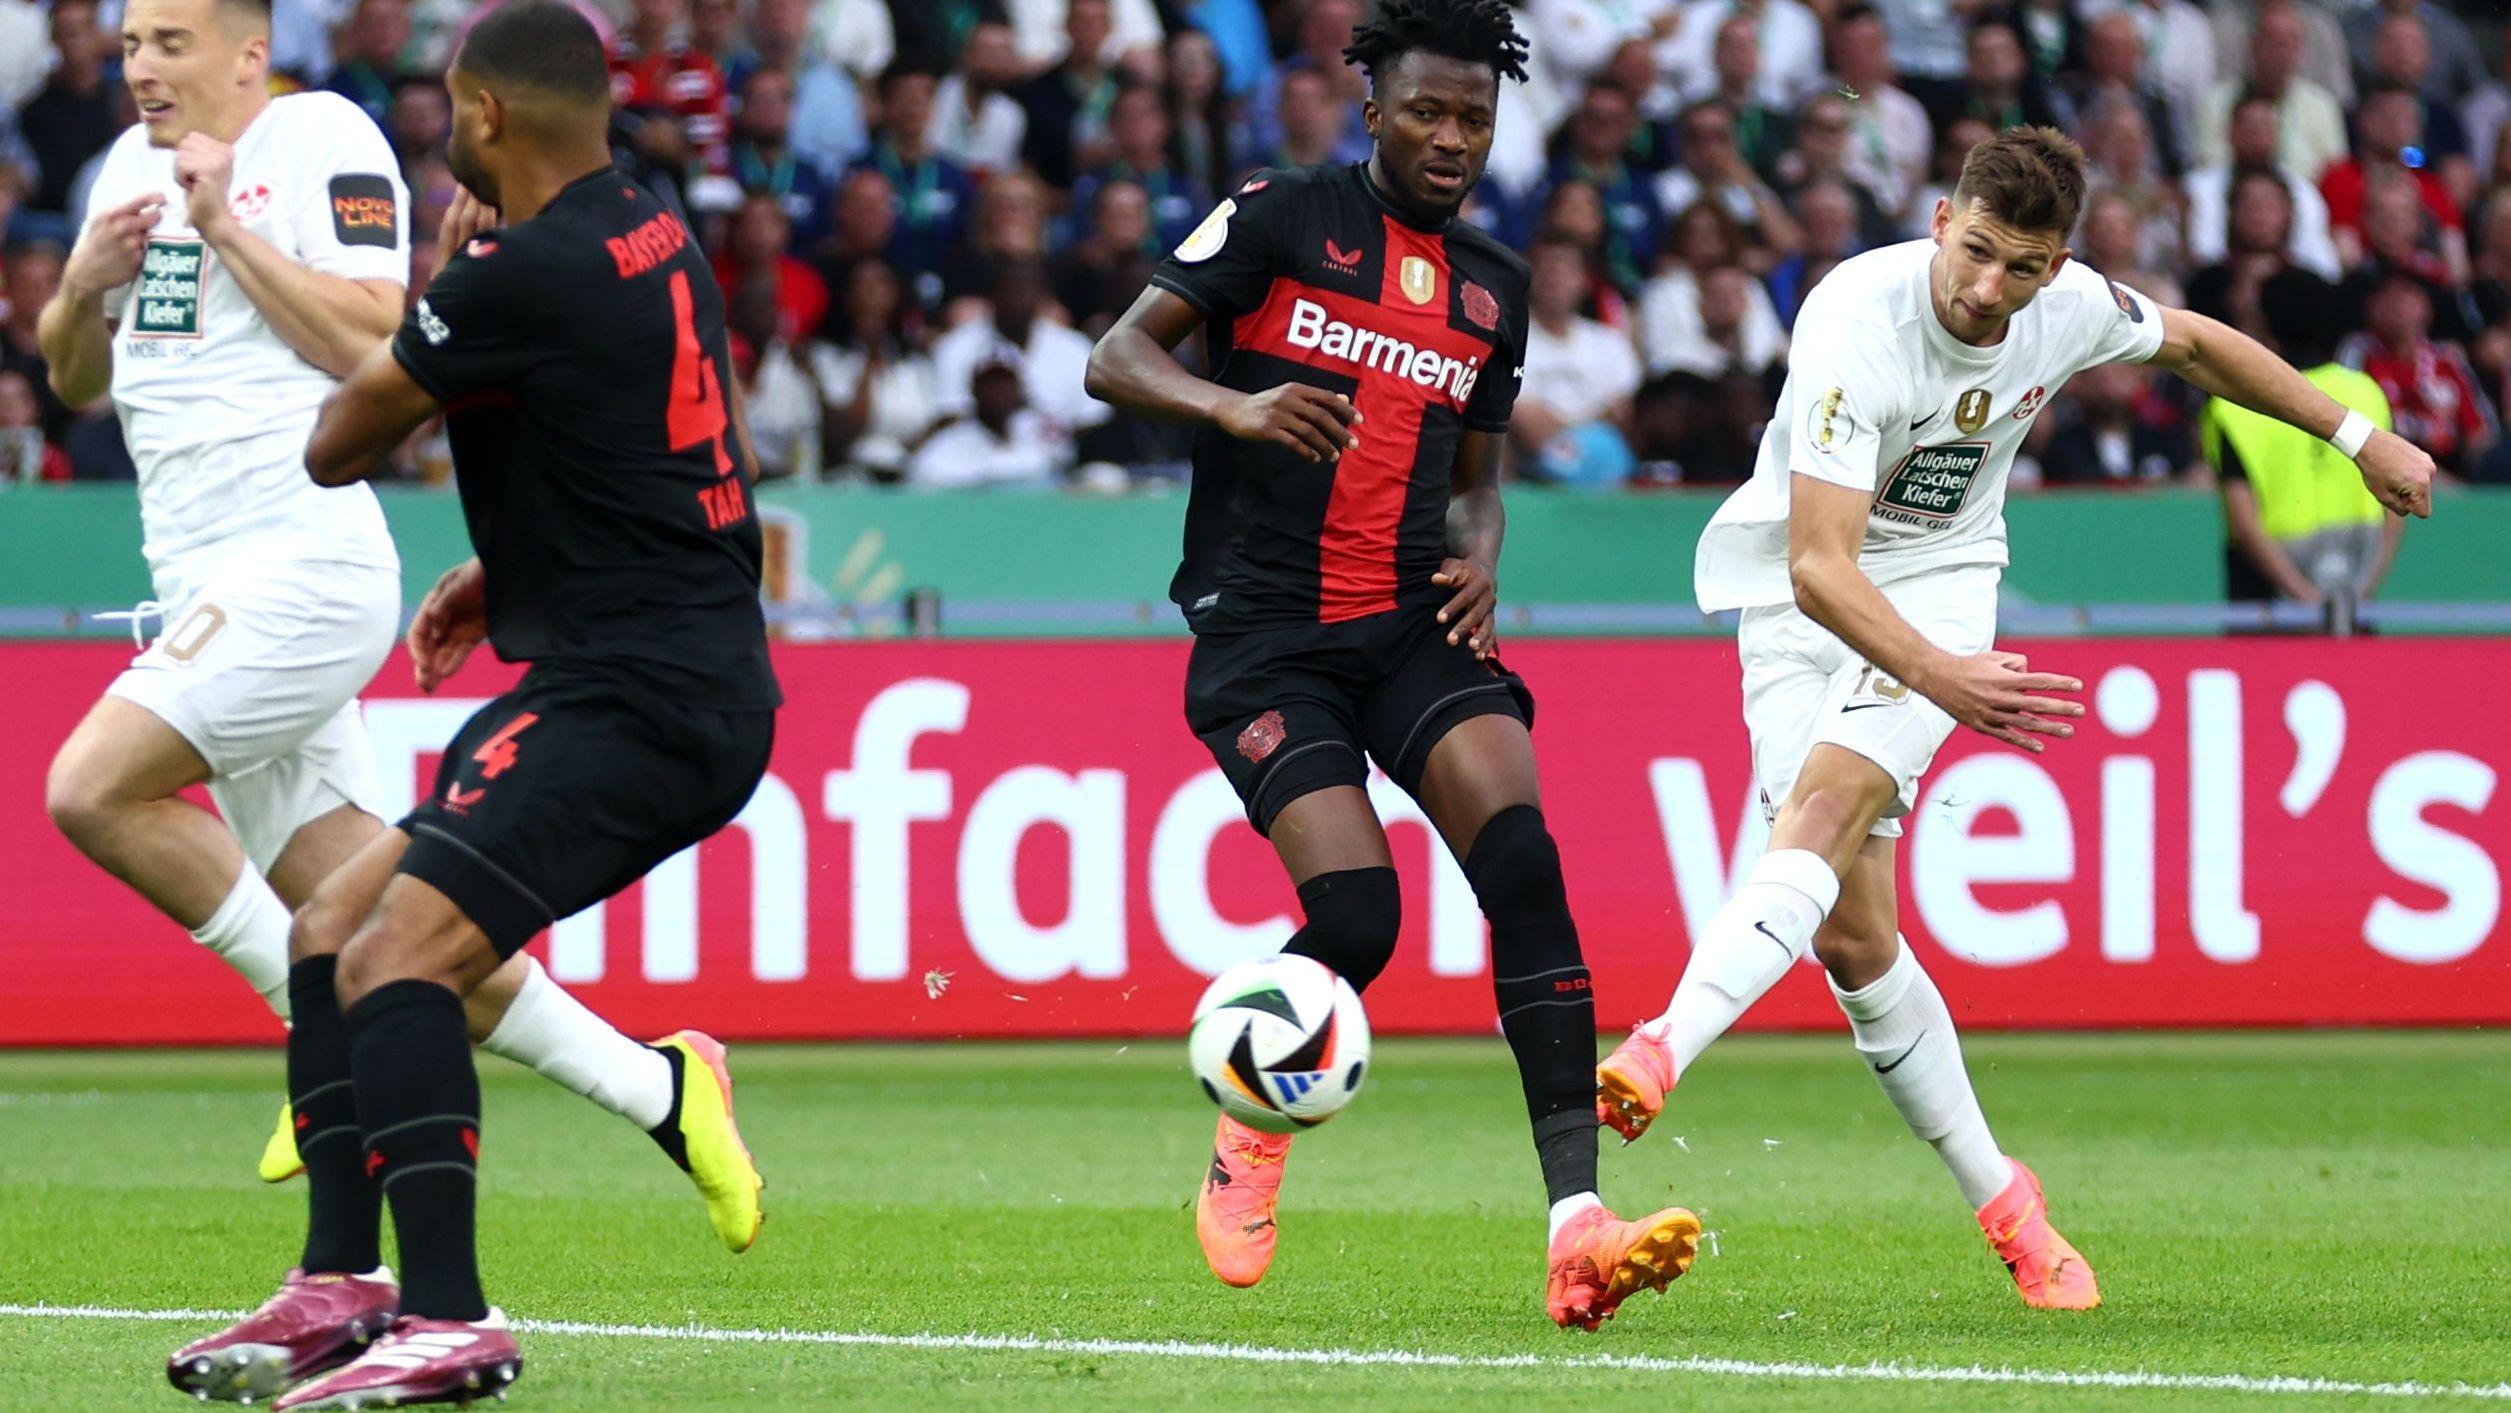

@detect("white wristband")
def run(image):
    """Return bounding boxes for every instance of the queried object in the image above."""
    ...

[2330,410,2374,460]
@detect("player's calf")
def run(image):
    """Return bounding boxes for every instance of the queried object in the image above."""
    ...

[1467,806,1605,1214]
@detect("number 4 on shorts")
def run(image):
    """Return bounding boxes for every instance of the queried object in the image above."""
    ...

[472,711,540,780]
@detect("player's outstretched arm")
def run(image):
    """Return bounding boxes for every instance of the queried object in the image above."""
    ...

[1788,474,2084,753]
[2144,304,2435,519]
[1086,287,1360,463]
[306,339,443,487]
[1435,429,1504,656]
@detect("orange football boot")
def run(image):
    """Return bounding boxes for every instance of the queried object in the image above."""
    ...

[1595,1024,1678,1142]
[1195,1115,1292,1288]
[1545,1203,1703,1330]
[1978,1159,2100,1310]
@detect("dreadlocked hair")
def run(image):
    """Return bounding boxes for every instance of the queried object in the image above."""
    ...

[1341,0,1530,86]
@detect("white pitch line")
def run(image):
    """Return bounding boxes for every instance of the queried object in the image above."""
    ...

[6,1303,2507,1402]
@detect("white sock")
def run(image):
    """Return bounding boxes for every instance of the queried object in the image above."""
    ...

[1648,848,1839,1073]
[1548,1191,1602,1241]
[1831,940,2011,1209]
[190,868,293,1020]
[478,958,675,1130]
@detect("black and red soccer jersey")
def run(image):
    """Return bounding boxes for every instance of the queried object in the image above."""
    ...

[1150,162,1530,631]
[391,169,779,710]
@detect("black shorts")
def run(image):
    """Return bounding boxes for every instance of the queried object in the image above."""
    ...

[1184,606,1535,834]
[396,667,776,958]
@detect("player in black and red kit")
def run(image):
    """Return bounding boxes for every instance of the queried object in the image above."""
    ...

[1086,0,1700,1330]
[162,7,775,1407]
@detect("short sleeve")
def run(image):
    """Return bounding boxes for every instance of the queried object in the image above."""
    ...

[285,97,410,285]
[391,239,544,403]
[1780,317,1902,492]
[1463,267,1530,433]
[2065,262,2168,369]
[1148,171,1294,320]
[91,139,136,323]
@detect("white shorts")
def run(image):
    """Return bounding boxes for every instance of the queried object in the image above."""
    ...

[105,556,401,872]
[1736,565,2000,839]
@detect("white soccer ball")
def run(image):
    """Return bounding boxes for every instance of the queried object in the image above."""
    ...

[1188,954,1372,1134]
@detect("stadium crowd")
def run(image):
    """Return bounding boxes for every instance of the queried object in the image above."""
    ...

[2,0,2508,505]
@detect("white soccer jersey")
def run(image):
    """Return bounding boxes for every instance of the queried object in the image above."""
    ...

[1693,239,2166,612]
[89,91,405,598]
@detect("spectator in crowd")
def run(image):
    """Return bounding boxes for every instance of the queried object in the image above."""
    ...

[2464,30,2511,181]
[2185,169,2310,336]
[323,0,412,126]
[0,0,48,116]
[612,0,734,179]
[809,0,895,86]
[1175,0,1269,99]
[932,22,1028,175]
[1595,37,1681,176]
[2066,11,2185,178]
[1531,178,1633,321]
[1625,370,1755,486]
[2196,0,2345,182]
[2343,0,2484,108]
[2340,168,2470,341]
[727,278,823,481]
[1959,17,2070,136]
[0,365,70,482]
[1003,0,1163,76]
[2078,187,2181,312]
[2037,361,2199,486]
[889,0,1008,74]
[1527,0,1665,96]
[387,78,452,174]
[1163,27,1243,200]
[2100,0,2214,165]
[2082,99,2185,274]
[1548,83,1666,297]
[714,192,829,345]
[728,0,868,176]
[21,0,116,217]
[2010,0,2081,86]
[2206,0,2354,107]
[940,167,1051,309]
[848,62,978,289]
[1679,15,1794,179]
[2365,13,2474,201]
[1638,202,1786,379]
[1904,113,1993,236]
[929,257,1107,438]
[822,166,899,274]
[1015,0,1119,191]
[688,0,744,73]
[2339,270,2496,480]
[2185,91,2342,280]
[1769,176,1864,323]
[1248,0,1366,172]
[907,358,1065,487]
[1055,178,1156,337]
[1513,237,1643,487]
[1827,5,1931,221]
[1772,92,1898,249]
[2210,269,2402,602]
[731,67,837,252]
[1655,100,1802,272]
[1264,67,1350,174]
[1069,82,1209,254]
[1670,0,1823,113]
[1870,0,1974,125]
[2323,83,2468,285]
[0,240,70,441]
[812,257,939,483]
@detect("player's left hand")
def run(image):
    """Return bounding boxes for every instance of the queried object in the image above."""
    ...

[173,133,236,238]
[409,557,489,694]
[1433,557,1499,658]
[2356,429,2436,519]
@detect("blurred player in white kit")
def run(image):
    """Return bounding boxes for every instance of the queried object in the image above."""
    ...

[1596,126,2434,1309]
[36,0,758,1253]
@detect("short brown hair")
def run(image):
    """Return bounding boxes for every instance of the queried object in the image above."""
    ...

[1951,125,2088,238]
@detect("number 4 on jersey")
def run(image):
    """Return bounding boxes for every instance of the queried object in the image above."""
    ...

[666,271,751,531]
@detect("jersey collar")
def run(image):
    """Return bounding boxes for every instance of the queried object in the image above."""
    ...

[1356,161,1452,235]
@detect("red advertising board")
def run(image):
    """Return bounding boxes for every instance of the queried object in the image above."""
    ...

[2,637,2503,1045]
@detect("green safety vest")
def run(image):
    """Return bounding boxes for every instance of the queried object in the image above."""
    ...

[2200,364,2391,543]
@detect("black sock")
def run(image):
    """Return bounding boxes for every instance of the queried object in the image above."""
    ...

[646,1043,691,1171]
[290,956,381,1274]
[347,979,488,1322]
[1280,867,1401,994]
[1467,806,1601,1205]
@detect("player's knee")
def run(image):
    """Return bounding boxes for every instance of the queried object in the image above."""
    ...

[1461,804,1568,927]
[42,750,118,853]
[1285,866,1402,992]
[288,893,356,965]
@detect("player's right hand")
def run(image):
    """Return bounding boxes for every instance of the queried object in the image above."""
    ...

[409,557,489,695]
[61,195,164,301]
[434,188,500,274]
[1216,385,1361,463]
[1924,650,2084,754]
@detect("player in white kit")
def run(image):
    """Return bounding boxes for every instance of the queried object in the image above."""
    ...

[37,0,761,1256]
[1595,128,2434,1309]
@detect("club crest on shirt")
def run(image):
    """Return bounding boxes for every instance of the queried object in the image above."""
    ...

[1174,198,1236,263]
[1462,281,1499,330]
[228,183,272,221]
[1399,256,1437,305]
[1954,387,1991,434]
[2012,385,2047,420]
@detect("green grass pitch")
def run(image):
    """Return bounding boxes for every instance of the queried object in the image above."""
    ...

[3,1032,2508,1410]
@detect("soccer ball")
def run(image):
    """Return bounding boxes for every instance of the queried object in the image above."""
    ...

[1188,954,1372,1134]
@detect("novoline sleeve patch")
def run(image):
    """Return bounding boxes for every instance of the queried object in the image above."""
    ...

[329,173,400,249]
